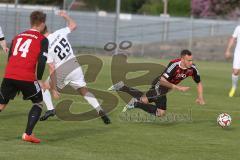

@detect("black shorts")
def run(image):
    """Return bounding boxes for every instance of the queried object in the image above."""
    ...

[0,78,43,104]
[146,85,169,110]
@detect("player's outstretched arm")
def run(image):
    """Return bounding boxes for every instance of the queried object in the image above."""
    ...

[48,63,56,89]
[225,37,236,59]
[159,76,190,92]
[48,63,60,99]
[195,82,205,105]
[58,10,77,31]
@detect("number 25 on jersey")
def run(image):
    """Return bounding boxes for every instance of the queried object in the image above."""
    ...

[13,38,32,58]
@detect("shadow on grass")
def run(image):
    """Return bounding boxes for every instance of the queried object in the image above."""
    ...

[40,126,114,143]
[0,112,26,120]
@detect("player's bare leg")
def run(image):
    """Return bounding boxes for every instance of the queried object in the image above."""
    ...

[78,87,111,124]
[156,108,166,117]
[140,96,149,104]
[78,87,88,96]
[229,69,239,97]
[0,104,7,112]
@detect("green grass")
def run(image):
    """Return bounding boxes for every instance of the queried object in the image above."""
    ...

[0,53,240,160]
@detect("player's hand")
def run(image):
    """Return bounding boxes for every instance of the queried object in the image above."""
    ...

[4,47,9,54]
[38,80,44,89]
[175,86,190,92]
[43,81,50,90]
[195,97,205,105]
[58,10,68,17]
[42,81,50,90]
[38,80,49,90]
[52,89,60,99]
[225,51,232,59]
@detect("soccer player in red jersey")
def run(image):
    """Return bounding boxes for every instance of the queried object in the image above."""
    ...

[0,11,48,143]
[109,50,205,117]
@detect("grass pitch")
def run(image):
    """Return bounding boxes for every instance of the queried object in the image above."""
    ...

[0,53,239,160]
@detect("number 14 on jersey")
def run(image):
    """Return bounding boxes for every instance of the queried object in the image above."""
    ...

[13,38,32,58]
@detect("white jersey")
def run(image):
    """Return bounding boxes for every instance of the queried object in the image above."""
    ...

[232,26,240,69]
[46,27,86,89]
[0,26,5,39]
[232,26,240,53]
[47,27,76,68]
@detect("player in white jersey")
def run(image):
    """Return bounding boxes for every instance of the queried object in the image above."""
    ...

[39,11,111,124]
[225,25,240,97]
[0,26,9,53]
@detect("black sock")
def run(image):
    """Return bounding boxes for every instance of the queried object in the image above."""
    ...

[25,104,42,135]
[135,102,157,115]
[120,86,144,100]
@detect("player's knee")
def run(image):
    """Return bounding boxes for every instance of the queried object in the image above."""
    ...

[0,105,4,110]
[0,104,6,112]
[232,69,239,75]
[78,87,88,96]
[156,108,166,117]
[0,103,8,112]
[140,96,149,104]
[0,94,9,110]
[33,103,43,109]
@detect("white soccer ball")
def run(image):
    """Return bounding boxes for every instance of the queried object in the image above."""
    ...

[217,113,232,128]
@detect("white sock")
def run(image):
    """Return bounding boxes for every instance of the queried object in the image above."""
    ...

[84,92,102,113]
[42,89,55,110]
[232,74,239,89]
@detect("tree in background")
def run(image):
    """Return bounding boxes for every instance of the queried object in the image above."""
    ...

[121,0,147,13]
[192,0,240,19]
[79,0,147,12]
[79,0,115,11]
[1,0,62,6]
[137,0,163,15]
[4,0,240,19]
[138,0,190,16]
[71,0,190,17]
[2,0,190,16]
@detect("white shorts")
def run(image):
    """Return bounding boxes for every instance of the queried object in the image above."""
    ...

[48,67,86,90]
[233,51,240,69]
[64,67,86,90]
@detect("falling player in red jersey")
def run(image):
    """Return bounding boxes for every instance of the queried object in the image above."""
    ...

[0,11,48,143]
[108,49,205,117]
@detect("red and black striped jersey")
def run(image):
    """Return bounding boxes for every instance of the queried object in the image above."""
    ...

[4,29,48,81]
[162,58,200,85]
